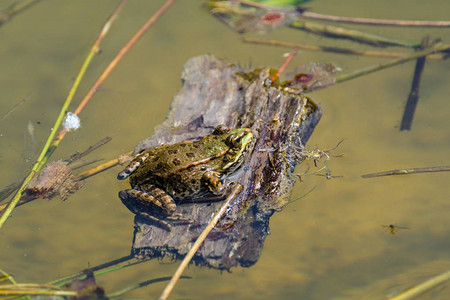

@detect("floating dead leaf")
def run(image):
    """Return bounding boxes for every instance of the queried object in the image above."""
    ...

[24,160,84,201]
[283,62,339,91]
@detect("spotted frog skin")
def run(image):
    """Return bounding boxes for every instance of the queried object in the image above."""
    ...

[117,125,254,230]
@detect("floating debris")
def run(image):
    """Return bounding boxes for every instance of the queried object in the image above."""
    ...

[24,160,84,201]
[63,112,81,132]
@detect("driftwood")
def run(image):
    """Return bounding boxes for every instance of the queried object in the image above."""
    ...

[126,55,321,270]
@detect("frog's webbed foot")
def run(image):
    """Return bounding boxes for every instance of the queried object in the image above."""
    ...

[136,212,173,231]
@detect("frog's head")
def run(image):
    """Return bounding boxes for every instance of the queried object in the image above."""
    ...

[213,125,254,173]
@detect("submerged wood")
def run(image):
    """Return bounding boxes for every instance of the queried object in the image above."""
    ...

[130,55,321,270]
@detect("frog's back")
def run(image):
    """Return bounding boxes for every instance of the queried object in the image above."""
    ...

[130,141,204,180]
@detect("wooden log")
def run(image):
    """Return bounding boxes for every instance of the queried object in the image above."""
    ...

[127,55,322,270]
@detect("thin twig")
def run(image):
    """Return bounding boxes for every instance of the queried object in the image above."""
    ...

[0,0,42,26]
[159,184,243,300]
[0,93,33,121]
[272,47,299,82]
[66,137,112,164]
[0,1,125,229]
[361,166,450,178]
[47,255,134,287]
[243,38,447,60]
[300,11,450,28]
[400,36,429,131]
[109,276,191,299]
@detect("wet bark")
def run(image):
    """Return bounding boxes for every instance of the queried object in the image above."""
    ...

[128,55,321,270]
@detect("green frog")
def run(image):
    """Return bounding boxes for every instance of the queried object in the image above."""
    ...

[117,125,254,230]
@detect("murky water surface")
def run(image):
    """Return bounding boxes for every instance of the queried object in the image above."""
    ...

[1,1,449,299]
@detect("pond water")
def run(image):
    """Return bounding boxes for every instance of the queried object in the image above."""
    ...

[0,0,449,299]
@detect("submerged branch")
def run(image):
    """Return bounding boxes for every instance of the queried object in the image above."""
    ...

[400,37,429,131]
[361,166,450,178]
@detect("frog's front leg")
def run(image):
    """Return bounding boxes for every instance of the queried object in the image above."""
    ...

[202,171,225,194]
[213,182,243,230]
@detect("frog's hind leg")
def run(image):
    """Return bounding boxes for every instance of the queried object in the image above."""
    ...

[119,187,176,214]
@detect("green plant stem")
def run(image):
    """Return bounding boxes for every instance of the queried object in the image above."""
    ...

[0,1,125,230]
[290,20,420,48]
[336,43,450,84]
[109,277,191,298]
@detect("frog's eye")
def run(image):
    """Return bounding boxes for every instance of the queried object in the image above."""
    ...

[226,134,241,148]
[213,125,230,135]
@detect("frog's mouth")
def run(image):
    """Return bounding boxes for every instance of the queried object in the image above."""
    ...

[223,129,254,173]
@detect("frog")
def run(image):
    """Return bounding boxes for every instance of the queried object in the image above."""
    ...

[117,125,254,230]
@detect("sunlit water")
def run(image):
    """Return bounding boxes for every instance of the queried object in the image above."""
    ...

[1,1,449,299]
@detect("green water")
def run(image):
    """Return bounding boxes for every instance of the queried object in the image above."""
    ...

[1,0,449,299]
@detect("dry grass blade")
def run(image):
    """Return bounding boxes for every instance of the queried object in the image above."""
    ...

[77,156,124,180]
[0,283,76,297]
[388,270,450,300]
[159,184,243,300]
